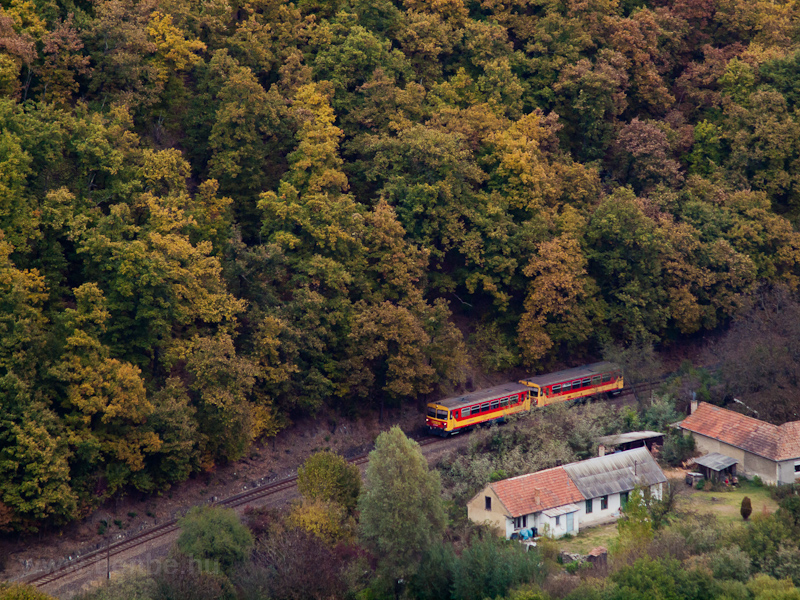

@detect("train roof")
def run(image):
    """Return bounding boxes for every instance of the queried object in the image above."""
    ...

[432,382,530,409]
[519,361,620,388]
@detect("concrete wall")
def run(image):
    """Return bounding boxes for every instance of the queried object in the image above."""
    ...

[467,487,509,535]
[777,460,800,485]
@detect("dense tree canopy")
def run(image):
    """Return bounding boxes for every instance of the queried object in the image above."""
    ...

[2,0,800,530]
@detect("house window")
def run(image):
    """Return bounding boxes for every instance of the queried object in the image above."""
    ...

[795,461,800,473]
[586,499,593,514]
[621,492,630,508]
[485,496,492,510]
[513,515,528,529]
[600,495,608,510]
[555,516,560,527]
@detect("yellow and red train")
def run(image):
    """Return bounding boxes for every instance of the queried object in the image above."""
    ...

[425,361,623,436]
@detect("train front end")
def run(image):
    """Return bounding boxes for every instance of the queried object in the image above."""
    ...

[426,404,451,436]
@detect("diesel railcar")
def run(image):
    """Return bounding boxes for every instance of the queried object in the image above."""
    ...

[425,361,623,436]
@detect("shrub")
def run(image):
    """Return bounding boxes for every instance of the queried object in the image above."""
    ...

[752,476,764,487]
[709,546,751,582]
[741,497,752,521]
[297,451,361,512]
[660,433,695,467]
[177,506,253,575]
[695,479,705,491]
[451,537,544,600]
[0,583,58,600]
[747,574,800,600]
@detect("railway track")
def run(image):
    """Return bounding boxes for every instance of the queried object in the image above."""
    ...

[18,436,443,592]
[18,382,658,593]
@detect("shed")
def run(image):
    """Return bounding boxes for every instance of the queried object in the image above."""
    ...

[693,452,738,482]
[595,431,665,455]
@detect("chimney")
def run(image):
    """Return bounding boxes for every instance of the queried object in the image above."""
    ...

[690,391,698,415]
[598,444,606,457]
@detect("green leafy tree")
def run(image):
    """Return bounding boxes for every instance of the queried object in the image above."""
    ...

[177,506,254,575]
[297,450,361,511]
[451,537,543,600]
[358,426,446,581]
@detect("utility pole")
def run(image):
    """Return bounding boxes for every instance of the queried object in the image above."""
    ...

[106,534,111,580]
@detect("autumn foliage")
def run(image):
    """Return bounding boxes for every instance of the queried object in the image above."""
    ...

[2,0,800,530]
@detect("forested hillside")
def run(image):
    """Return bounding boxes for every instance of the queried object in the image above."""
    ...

[2,0,800,530]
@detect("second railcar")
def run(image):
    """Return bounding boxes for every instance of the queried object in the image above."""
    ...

[519,361,623,407]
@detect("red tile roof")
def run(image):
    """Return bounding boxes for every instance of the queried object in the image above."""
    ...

[777,422,800,461]
[490,466,584,517]
[680,402,800,461]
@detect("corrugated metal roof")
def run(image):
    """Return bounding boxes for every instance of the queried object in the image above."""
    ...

[596,431,664,446]
[520,361,619,388]
[694,453,738,471]
[435,382,529,409]
[562,447,666,498]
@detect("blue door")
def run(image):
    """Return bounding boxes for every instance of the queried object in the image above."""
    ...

[566,512,574,532]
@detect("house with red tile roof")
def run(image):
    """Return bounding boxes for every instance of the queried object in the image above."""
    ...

[679,402,800,485]
[467,447,665,538]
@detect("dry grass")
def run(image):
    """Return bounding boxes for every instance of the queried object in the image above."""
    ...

[557,522,619,554]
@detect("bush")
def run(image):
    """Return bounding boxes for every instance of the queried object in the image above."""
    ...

[660,433,695,467]
[747,574,800,600]
[753,476,764,487]
[741,496,752,521]
[297,451,361,512]
[709,546,751,582]
[177,506,253,575]
[695,479,706,491]
[0,584,58,600]
[451,537,544,600]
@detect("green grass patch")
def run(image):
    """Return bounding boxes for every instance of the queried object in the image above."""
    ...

[682,480,778,523]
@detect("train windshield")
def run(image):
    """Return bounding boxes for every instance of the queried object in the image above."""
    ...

[427,406,436,418]
[437,409,448,420]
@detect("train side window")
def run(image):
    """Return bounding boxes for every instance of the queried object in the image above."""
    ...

[582,378,591,387]
[592,375,601,385]
[481,403,490,412]
[500,398,509,408]
[462,407,470,417]
[602,373,611,383]
[552,384,561,394]
[562,381,572,392]
[490,400,499,410]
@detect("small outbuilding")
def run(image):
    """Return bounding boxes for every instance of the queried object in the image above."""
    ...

[693,453,738,483]
[595,431,665,455]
